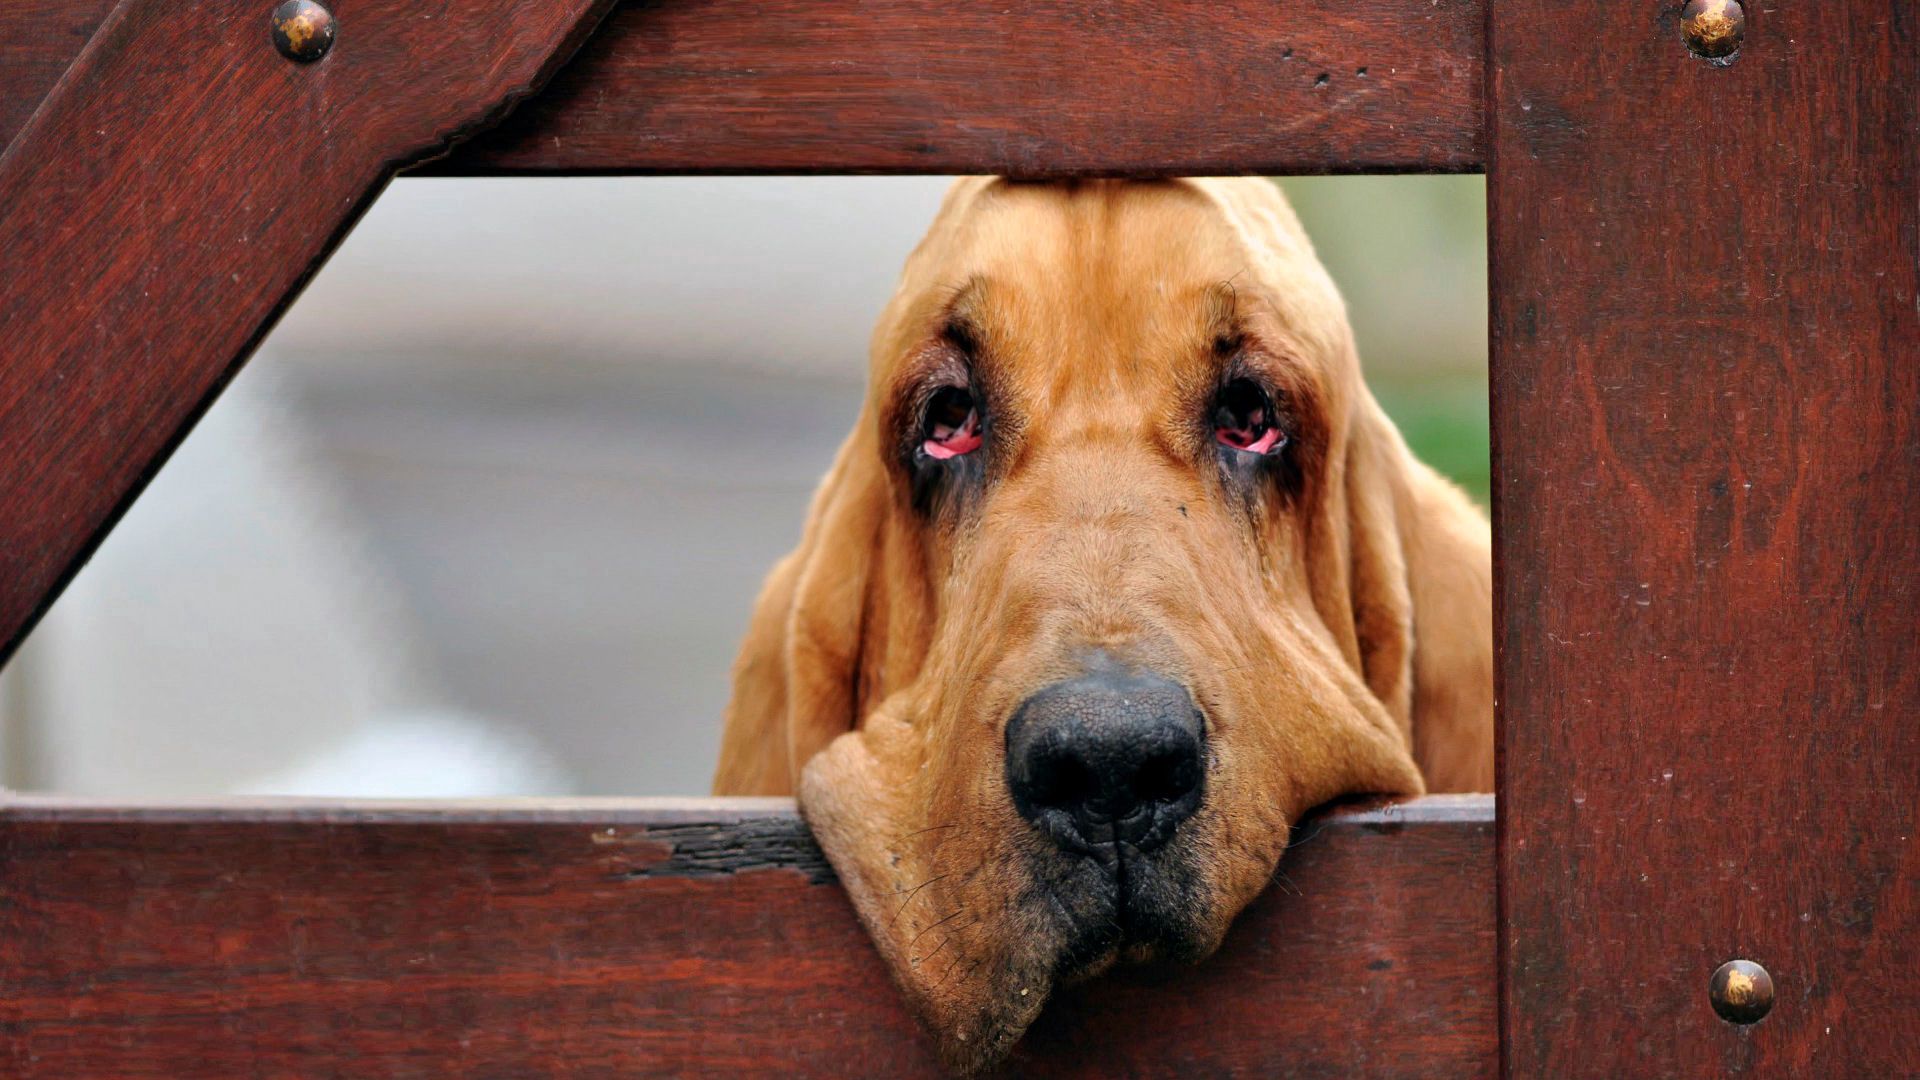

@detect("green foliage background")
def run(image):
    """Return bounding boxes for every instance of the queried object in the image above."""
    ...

[1277,176,1489,505]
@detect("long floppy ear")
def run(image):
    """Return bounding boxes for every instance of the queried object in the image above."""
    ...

[1197,176,1492,793]
[1342,392,1495,793]
[712,427,897,795]
[712,183,990,797]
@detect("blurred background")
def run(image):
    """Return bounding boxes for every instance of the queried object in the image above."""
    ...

[0,176,1485,798]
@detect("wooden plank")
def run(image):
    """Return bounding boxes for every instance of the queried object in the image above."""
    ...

[0,795,1495,1077]
[1489,2,1918,1075]
[0,0,117,151]
[0,0,619,665]
[433,0,1485,176]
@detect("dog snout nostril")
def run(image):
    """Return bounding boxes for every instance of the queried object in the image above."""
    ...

[1027,748,1099,813]
[1133,747,1201,806]
[1005,665,1206,853]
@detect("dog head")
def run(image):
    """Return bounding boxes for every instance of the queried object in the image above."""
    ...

[715,177,1490,1071]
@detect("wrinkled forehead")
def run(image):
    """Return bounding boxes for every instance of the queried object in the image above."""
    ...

[953,180,1249,285]
[869,178,1353,388]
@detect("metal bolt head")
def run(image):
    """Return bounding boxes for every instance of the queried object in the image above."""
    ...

[1709,959,1774,1024]
[1682,0,1745,63]
[271,0,335,63]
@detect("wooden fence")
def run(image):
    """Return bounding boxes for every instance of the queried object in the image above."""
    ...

[1,1,1912,1075]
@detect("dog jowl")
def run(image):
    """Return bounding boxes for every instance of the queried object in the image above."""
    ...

[714,177,1492,1072]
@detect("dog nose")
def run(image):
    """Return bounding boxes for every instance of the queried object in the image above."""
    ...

[1005,666,1206,853]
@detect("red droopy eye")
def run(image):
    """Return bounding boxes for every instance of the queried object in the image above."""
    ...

[923,385,982,459]
[1213,378,1286,454]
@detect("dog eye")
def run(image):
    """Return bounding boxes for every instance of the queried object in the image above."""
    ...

[1212,379,1286,454]
[922,385,982,459]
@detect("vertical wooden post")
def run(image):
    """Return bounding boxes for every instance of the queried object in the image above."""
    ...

[1490,1,1917,1074]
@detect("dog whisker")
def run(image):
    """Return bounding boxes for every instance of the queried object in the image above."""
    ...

[932,952,983,994]
[912,930,954,968]
[909,906,966,949]
[895,822,960,842]
[1285,819,1329,849]
[889,871,955,927]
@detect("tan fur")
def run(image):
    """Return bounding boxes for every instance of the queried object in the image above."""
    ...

[712,178,1492,1070]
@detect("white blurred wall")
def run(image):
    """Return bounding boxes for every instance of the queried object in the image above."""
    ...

[2,177,951,797]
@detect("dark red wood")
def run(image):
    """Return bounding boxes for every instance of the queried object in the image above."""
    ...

[1489,2,1918,1075]
[433,0,1485,177]
[0,0,117,151]
[0,795,1494,1078]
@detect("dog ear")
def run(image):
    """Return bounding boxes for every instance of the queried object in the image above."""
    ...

[1206,174,1492,793]
[712,427,903,795]
[1335,392,1495,792]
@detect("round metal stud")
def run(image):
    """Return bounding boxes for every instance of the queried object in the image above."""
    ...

[1682,0,1745,63]
[1709,959,1774,1024]
[271,0,335,63]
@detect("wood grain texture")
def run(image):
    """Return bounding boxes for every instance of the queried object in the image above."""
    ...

[1489,2,1919,1075]
[0,795,1495,1078]
[0,0,117,151]
[0,0,619,666]
[433,0,1485,176]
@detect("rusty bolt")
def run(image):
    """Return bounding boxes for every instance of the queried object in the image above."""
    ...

[271,0,335,62]
[1709,959,1774,1024]
[1682,0,1745,62]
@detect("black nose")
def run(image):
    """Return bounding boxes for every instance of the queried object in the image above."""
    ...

[1005,665,1206,854]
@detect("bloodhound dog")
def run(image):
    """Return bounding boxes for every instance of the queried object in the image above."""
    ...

[714,177,1493,1071]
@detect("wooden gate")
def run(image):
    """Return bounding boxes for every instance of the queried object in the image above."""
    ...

[1,2,1912,1075]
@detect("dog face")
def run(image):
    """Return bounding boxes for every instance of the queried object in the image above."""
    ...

[715,178,1489,1071]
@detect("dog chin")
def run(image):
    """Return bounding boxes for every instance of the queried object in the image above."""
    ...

[797,723,1052,1072]
[920,866,1224,1074]
[1025,842,1221,984]
[904,884,1220,1076]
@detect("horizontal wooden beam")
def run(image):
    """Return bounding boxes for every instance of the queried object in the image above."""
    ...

[0,794,1494,1077]
[433,0,1486,176]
